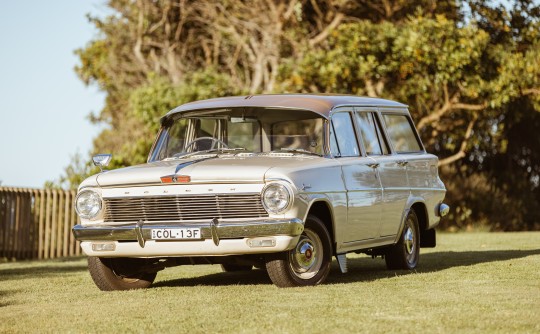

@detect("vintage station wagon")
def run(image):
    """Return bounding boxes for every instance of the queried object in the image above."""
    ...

[73,94,449,290]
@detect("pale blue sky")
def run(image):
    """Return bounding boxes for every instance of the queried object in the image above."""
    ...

[0,1,534,188]
[0,1,107,188]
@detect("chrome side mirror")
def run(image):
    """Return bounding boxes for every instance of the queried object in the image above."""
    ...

[92,154,112,172]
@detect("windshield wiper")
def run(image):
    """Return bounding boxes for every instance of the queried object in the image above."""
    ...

[208,147,247,153]
[271,148,322,156]
[166,147,247,160]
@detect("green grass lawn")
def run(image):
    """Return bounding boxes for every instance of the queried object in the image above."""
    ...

[1,232,539,333]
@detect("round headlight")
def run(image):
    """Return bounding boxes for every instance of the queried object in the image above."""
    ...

[262,183,292,214]
[75,190,102,219]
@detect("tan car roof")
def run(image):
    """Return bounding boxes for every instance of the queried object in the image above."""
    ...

[164,94,407,120]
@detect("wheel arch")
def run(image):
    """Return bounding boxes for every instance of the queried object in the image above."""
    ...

[410,201,428,232]
[410,201,437,248]
[394,198,428,245]
[305,200,335,253]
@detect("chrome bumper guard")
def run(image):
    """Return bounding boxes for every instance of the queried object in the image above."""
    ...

[72,218,304,248]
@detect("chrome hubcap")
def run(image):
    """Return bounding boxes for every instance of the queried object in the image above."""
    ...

[404,226,415,255]
[403,218,418,266]
[289,229,322,279]
[295,240,315,268]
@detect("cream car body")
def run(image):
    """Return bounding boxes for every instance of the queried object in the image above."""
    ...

[73,94,448,290]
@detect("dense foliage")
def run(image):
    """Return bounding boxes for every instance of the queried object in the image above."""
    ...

[66,0,540,231]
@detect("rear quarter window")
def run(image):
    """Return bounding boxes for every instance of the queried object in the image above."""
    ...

[383,114,422,153]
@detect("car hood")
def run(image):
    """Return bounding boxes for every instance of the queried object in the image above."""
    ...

[95,154,323,187]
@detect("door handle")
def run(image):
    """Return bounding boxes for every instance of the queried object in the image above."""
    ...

[366,163,379,169]
[397,160,409,167]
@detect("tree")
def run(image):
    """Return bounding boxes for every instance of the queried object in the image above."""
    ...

[68,0,540,230]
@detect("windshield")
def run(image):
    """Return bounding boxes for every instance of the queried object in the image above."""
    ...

[149,108,326,161]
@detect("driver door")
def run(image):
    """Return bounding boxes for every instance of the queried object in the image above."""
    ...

[330,109,383,243]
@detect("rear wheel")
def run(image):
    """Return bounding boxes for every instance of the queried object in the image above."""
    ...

[88,257,157,291]
[385,210,420,270]
[220,264,253,272]
[266,215,332,287]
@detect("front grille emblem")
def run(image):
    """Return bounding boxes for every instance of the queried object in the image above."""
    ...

[160,175,191,183]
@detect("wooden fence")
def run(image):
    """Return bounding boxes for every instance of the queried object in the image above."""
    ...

[0,187,81,260]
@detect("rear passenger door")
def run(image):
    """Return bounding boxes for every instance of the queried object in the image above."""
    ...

[377,111,426,236]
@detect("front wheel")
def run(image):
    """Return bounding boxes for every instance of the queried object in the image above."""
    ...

[385,210,420,270]
[88,257,157,291]
[266,215,332,287]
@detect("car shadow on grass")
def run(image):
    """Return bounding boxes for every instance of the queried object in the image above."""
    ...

[153,268,273,287]
[154,249,540,288]
[326,249,540,284]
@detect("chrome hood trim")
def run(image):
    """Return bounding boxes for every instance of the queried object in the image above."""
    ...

[95,155,324,187]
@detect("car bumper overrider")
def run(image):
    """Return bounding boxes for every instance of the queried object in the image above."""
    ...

[73,218,304,257]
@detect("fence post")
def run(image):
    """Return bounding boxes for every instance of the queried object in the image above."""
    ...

[62,191,70,257]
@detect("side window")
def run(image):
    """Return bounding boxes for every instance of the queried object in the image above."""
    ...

[383,114,422,153]
[330,112,360,157]
[355,112,383,155]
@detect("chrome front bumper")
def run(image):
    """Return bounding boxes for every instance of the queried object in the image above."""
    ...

[73,218,304,257]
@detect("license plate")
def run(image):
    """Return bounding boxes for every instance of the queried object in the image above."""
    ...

[150,228,202,240]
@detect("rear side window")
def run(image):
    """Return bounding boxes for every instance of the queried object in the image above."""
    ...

[383,114,422,153]
[355,112,390,155]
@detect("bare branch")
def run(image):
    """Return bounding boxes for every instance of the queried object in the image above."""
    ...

[174,0,188,41]
[365,79,378,97]
[283,0,297,20]
[523,88,540,95]
[375,79,385,96]
[148,0,170,34]
[452,102,488,111]
[310,0,324,31]
[417,85,455,130]
[438,114,478,167]
[308,12,344,47]
[417,84,488,131]
[133,0,150,73]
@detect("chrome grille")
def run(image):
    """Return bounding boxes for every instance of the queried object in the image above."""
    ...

[103,194,268,222]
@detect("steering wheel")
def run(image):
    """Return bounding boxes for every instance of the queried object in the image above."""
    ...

[184,136,229,152]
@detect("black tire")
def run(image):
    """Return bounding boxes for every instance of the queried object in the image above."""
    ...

[266,215,332,287]
[220,264,253,272]
[88,257,157,291]
[385,210,420,270]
